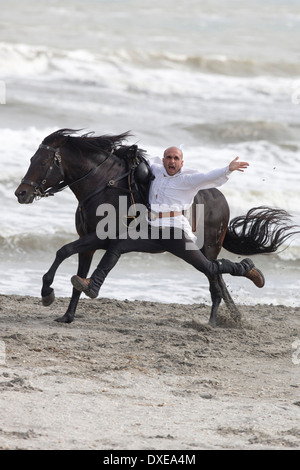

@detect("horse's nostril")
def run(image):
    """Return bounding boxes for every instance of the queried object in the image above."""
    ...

[15,189,30,203]
[16,190,27,201]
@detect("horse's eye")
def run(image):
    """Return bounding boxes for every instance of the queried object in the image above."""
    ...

[41,160,47,167]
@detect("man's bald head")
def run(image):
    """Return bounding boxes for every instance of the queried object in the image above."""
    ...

[162,146,184,176]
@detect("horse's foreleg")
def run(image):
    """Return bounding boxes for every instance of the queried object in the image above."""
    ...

[41,249,68,306]
[41,232,101,307]
[55,250,95,323]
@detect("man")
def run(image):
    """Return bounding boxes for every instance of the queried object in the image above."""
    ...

[71,147,265,298]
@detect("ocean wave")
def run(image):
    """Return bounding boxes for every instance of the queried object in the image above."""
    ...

[0,126,56,181]
[276,244,300,262]
[184,120,299,144]
[1,42,300,81]
[0,42,51,77]
[0,231,76,255]
[132,50,300,77]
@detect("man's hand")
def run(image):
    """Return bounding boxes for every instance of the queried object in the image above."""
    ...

[229,156,249,172]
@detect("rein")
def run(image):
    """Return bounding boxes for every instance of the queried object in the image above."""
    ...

[22,142,146,234]
[22,144,115,199]
[22,144,139,211]
[78,167,132,208]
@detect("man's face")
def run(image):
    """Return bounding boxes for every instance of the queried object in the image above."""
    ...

[162,147,184,176]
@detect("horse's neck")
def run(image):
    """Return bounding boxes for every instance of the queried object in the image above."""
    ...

[67,152,126,204]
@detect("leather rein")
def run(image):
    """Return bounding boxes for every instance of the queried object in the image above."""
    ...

[21,144,135,206]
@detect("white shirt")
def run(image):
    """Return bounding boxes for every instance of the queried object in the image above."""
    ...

[146,157,232,242]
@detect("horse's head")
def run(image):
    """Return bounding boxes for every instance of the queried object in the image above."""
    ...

[15,136,66,204]
[15,128,135,205]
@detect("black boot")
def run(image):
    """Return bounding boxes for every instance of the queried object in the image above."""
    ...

[71,247,121,299]
[71,275,98,298]
[215,257,265,288]
[71,265,113,299]
[88,266,111,296]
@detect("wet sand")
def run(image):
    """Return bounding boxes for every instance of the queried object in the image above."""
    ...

[0,294,300,450]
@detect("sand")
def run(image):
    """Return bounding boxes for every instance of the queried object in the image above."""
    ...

[0,293,300,450]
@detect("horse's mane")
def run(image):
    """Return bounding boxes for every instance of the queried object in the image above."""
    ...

[42,128,147,162]
[43,128,132,152]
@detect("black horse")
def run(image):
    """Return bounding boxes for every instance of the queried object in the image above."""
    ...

[15,129,298,326]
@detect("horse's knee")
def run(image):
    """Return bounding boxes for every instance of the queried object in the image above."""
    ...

[56,243,74,260]
[58,235,101,260]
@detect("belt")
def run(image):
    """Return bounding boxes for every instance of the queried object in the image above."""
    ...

[148,210,182,221]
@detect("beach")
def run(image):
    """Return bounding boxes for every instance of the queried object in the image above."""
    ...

[1,0,300,452]
[0,293,300,450]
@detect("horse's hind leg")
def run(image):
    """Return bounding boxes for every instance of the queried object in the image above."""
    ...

[55,250,95,323]
[218,276,242,327]
[208,274,242,327]
[208,274,222,327]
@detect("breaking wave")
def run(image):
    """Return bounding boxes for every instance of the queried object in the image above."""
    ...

[1,42,300,81]
[184,120,300,144]
[0,231,76,255]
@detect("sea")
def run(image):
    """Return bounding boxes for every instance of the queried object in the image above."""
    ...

[1,0,300,308]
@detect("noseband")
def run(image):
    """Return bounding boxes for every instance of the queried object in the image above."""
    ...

[21,144,65,198]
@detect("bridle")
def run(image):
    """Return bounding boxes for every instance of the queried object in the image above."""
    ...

[21,144,65,199]
[20,141,150,233]
[21,143,136,203]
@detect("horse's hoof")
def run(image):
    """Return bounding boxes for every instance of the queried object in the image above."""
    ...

[54,314,74,324]
[42,290,55,306]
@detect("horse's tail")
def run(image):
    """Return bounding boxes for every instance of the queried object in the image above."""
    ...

[223,206,300,255]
